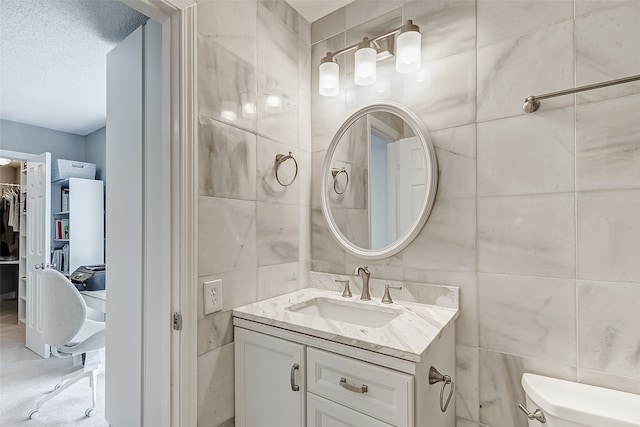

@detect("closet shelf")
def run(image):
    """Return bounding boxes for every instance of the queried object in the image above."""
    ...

[53,211,70,216]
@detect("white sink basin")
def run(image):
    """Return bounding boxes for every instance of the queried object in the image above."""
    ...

[287,297,401,328]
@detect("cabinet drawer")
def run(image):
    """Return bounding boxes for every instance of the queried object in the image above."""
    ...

[307,348,414,427]
[308,393,393,427]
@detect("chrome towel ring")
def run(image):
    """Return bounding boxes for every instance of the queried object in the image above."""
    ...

[331,167,349,195]
[275,152,298,187]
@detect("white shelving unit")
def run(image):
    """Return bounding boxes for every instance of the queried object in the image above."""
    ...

[51,177,104,276]
[17,162,27,324]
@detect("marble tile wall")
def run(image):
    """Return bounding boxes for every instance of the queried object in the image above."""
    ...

[196,1,311,426]
[310,1,640,426]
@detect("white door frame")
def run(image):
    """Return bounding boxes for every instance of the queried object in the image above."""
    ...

[121,1,198,425]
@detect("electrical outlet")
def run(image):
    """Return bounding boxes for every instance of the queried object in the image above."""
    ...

[203,279,223,315]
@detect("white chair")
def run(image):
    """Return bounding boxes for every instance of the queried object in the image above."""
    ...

[28,269,105,420]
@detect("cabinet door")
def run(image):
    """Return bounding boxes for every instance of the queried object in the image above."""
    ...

[235,327,305,427]
[308,393,392,427]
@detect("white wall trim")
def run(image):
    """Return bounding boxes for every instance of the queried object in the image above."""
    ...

[124,0,198,426]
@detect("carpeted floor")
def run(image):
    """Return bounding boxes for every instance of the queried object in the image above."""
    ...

[0,300,107,426]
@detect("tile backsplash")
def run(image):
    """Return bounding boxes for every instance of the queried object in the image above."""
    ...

[196,0,640,426]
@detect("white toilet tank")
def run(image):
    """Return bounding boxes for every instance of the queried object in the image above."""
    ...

[521,373,640,427]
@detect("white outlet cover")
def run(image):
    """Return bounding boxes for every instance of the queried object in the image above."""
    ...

[203,279,223,315]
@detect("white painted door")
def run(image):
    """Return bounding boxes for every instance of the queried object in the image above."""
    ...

[395,136,426,237]
[106,19,168,427]
[235,328,305,427]
[25,152,51,358]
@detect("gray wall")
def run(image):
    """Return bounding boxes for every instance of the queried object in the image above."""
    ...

[0,119,87,161]
[311,2,640,427]
[86,126,106,181]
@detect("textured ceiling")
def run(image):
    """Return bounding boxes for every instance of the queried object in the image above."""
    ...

[0,0,147,136]
[285,0,354,23]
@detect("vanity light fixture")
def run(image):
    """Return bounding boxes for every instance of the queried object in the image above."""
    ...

[0,158,11,166]
[318,20,422,96]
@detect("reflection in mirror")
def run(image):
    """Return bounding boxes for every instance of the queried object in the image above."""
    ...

[321,103,437,259]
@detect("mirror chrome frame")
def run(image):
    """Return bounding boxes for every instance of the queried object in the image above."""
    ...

[320,102,438,260]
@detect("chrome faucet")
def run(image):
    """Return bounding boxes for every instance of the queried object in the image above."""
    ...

[352,266,371,301]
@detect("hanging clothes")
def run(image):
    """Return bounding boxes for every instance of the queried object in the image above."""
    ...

[7,191,16,228]
[12,193,20,232]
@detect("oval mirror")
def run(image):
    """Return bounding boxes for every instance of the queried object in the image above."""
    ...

[321,103,438,259]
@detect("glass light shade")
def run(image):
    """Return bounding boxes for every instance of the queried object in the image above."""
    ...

[396,30,421,74]
[319,61,339,97]
[354,46,377,86]
[0,158,11,166]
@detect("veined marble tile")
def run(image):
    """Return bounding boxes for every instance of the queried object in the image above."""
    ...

[477,0,573,48]
[298,92,312,152]
[299,204,311,263]
[197,310,233,356]
[197,343,235,427]
[257,261,301,300]
[576,94,640,191]
[343,57,406,111]
[403,0,476,61]
[478,273,576,365]
[311,7,345,44]
[297,150,312,207]
[578,368,640,395]
[256,136,300,205]
[577,189,640,283]
[456,345,480,422]
[198,35,258,132]
[217,417,235,427]
[403,198,477,272]
[259,0,310,44]
[479,349,577,427]
[311,260,347,275]
[478,193,575,278]
[197,0,257,66]
[430,124,477,200]
[477,106,575,196]
[403,269,478,347]
[456,419,481,427]
[577,281,640,379]
[257,202,300,266]
[575,3,640,103]
[344,262,404,282]
[257,70,299,145]
[345,0,401,29]
[258,3,299,82]
[477,20,573,122]
[298,38,312,102]
[345,8,401,46]
[311,207,346,262]
[575,0,638,17]
[403,50,476,131]
[198,116,257,200]
[198,196,257,276]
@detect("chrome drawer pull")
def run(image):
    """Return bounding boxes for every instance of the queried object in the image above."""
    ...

[339,377,368,394]
[290,364,300,392]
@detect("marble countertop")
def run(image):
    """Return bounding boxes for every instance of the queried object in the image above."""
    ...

[233,288,459,362]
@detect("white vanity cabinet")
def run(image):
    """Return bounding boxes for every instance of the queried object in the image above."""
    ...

[234,327,306,427]
[234,319,456,427]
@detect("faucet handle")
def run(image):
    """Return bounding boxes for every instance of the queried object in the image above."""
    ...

[381,284,402,304]
[335,279,352,298]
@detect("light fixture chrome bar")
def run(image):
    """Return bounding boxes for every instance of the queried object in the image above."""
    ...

[523,73,640,113]
[325,27,404,60]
